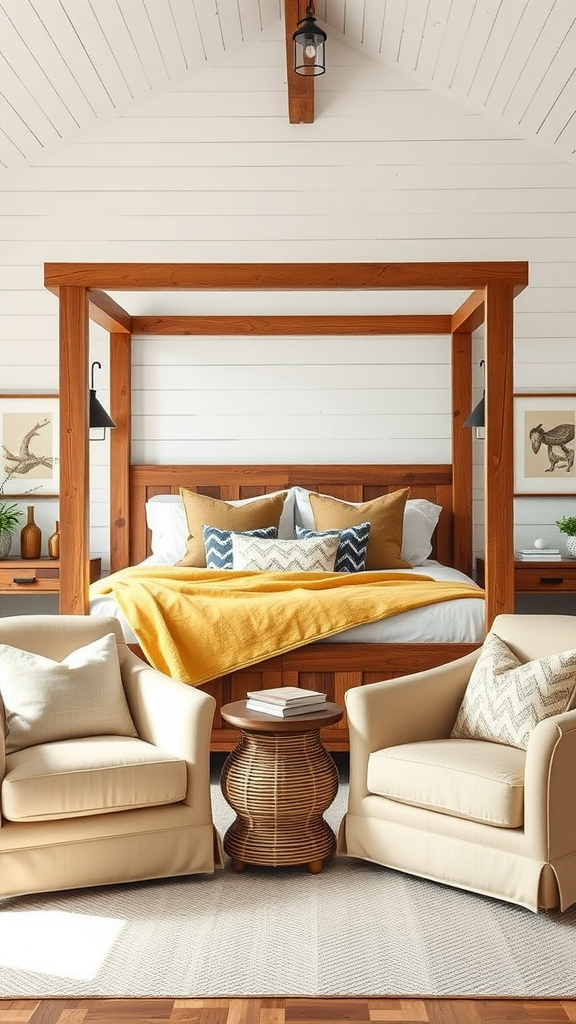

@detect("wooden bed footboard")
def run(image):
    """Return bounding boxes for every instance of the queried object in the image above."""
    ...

[130,639,479,751]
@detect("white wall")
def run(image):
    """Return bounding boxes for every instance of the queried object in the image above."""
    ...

[0,25,574,585]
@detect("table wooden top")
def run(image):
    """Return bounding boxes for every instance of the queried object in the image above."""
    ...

[220,700,344,733]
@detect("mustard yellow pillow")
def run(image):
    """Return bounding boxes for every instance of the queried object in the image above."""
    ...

[178,488,287,567]
[308,488,411,570]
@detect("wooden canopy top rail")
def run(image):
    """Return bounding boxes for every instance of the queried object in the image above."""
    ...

[44,260,529,623]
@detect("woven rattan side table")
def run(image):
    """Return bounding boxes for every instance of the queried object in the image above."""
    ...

[220,700,343,874]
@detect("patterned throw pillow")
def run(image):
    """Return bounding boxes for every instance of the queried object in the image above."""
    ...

[231,534,339,573]
[203,525,278,570]
[295,522,371,573]
[451,631,576,750]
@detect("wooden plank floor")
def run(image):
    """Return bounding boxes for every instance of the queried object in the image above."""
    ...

[1,998,576,1023]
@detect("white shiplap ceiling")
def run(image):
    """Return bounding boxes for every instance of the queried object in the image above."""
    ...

[0,0,575,180]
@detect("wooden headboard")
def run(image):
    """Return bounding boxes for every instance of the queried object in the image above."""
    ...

[128,463,461,569]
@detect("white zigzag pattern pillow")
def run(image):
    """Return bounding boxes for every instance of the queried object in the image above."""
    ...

[295,522,371,573]
[231,534,339,573]
[451,631,576,750]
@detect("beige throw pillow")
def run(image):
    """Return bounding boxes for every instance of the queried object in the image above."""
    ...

[309,488,411,570]
[451,631,576,750]
[232,534,339,572]
[178,489,287,567]
[0,632,137,754]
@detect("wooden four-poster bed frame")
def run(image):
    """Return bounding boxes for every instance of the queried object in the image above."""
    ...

[44,261,528,750]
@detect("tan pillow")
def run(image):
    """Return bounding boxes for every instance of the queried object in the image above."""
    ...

[309,488,411,570]
[0,633,137,754]
[178,488,287,567]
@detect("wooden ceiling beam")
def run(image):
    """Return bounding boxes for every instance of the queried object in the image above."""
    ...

[284,0,314,124]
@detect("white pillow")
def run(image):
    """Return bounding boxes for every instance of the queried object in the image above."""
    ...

[0,633,137,754]
[146,488,296,565]
[292,487,442,566]
[145,495,189,564]
[402,498,442,564]
[232,533,339,572]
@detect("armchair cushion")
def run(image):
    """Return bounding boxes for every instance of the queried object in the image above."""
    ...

[2,735,187,822]
[0,632,137,754]
[451,631,576,750]
[367,738,526,828]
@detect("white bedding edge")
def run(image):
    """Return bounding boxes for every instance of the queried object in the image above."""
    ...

[89,561,485,646]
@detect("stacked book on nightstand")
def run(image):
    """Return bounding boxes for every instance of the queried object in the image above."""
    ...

[516,547,562,561]
[245,686,328,717]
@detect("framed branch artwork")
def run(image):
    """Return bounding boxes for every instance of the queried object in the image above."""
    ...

[514,393,576,495]
[0,394,59,496]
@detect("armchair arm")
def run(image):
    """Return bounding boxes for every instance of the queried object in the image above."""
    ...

[346,649,480,803]
[120,648,216,815]
[524,708,576,863]
[0,695,5,802]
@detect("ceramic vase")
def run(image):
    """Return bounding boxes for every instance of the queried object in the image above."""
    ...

[566,535,576,559]
[48,520,60,559]
[20,505,42,559]
[0,530,12,559]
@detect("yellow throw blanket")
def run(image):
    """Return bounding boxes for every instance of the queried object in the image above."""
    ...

[90,566,484,686]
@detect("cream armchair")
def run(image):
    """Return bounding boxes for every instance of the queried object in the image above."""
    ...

[339,614,576,912]
[0,615,223,900]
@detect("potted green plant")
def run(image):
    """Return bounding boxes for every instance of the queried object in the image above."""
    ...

[556,515,576,558]
[0,501,23,559]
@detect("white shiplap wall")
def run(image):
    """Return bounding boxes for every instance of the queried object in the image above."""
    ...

[0,25,575,583]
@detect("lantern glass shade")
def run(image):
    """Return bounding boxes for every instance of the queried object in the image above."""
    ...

[293,10,326,76]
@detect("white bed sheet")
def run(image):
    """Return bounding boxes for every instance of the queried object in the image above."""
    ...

[89,560,485,646]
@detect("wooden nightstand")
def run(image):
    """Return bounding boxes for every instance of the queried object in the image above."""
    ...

[0,557,101,595]
[476,556,576,595]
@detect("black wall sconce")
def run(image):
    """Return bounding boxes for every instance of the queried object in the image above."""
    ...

[90,361,116,441]
[293,2,327,76]
[464,359,485,437]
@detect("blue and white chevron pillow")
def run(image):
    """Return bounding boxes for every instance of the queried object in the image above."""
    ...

[295,521,371,573]
[203,525,278,570]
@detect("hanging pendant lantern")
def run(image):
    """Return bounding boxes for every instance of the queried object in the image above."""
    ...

[293,2,327,77]
[89,361,116,441]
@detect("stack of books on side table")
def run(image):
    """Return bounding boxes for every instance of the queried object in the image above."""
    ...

[245,686,329,717]
[516,548,562,561]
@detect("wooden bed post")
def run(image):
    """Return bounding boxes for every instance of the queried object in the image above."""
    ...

[451,289,485,580]
[110,331,132,573]
[58,286,90,614]
[451,331,473,577]
[484,282,515,625]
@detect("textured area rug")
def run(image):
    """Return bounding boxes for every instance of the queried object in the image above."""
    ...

[1,760,576,998]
